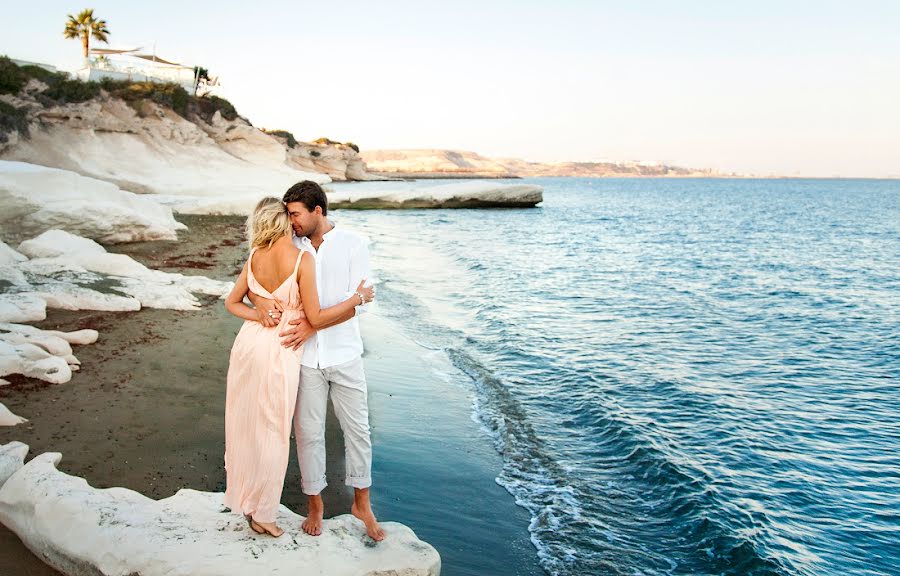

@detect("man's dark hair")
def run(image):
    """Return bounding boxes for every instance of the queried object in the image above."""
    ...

[283,180,328,215]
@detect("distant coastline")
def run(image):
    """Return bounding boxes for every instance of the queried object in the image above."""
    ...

[360,149,739,179]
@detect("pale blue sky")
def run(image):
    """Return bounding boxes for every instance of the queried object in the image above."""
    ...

[5,1,900,176]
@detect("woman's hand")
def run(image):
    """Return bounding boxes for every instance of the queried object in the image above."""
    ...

[254,298,284,327]
[355,279,375,305]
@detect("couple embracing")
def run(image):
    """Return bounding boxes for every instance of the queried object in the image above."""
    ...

[222,180,384,541]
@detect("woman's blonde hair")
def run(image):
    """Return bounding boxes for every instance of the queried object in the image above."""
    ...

[246,197,291,249]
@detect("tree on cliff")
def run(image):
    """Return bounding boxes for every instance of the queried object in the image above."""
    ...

[63,9,110,59]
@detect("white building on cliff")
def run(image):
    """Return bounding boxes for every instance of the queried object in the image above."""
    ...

[73,47,199,94]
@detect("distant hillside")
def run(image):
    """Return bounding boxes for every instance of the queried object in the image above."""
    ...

[359,149,516,178]
[361,149,729,178]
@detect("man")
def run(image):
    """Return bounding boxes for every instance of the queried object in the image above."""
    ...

[249,180,385,541]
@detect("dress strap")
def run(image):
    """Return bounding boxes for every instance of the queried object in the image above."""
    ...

[291,250,304,280]
[247,247,258,278]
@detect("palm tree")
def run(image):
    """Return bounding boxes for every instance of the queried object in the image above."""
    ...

[63,9,110,59]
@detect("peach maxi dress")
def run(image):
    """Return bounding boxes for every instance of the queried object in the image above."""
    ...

[223,248,304,523]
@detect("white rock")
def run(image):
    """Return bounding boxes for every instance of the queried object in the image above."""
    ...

[0,160,187,243]
[114,279,201,310]
[0,341,72,384]
[0,264,29,287]
[0,241,27,266]
[0,325,89,383]
[14,257,93,279]
[0,294,47,323]
[0,451,441,576]
[171,274,234,297]
[0,442,29,482]
[327,179,543,209]
[0,330,73,357]
[154,179,544,215]
[0,324,98,346]
[17,229,106,259]
[23,285,141,312]
[0,404,28,427]
[53,329,98,345]
[9,229,231,311]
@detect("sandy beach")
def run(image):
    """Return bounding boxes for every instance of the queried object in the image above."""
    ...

[0,215,357,573]
[0,213,540,576]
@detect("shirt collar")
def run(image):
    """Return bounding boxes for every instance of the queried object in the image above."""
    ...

[294,220,336,245]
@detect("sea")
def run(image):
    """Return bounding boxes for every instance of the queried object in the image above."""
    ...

[336,177,899,576]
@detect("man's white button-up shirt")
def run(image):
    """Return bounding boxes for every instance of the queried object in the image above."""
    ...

[293,225,371,369]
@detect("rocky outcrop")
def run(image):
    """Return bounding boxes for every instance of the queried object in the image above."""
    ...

[0,443,441,575]
[328,180,543,209]
[0,160,185,244]
[263,133,384,182]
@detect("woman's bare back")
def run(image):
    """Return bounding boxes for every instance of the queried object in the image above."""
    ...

[248,237,301,295]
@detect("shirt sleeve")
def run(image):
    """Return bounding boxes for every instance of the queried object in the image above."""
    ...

[345,236,373,316]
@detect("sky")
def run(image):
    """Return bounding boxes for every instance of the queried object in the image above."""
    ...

[4,1,900,177]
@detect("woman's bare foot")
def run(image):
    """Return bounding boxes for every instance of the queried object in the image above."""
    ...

[351,488,385,541]
[302,494,324,536]
[247,516,284,537]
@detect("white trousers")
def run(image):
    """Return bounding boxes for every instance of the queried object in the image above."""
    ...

[294,357,372,495]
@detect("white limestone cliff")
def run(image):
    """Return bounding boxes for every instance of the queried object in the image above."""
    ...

[0,160,186,243]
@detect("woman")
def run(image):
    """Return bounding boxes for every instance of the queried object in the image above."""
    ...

[223,197,373,537]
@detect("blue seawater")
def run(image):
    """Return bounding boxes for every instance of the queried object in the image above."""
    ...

[337,178,900,576]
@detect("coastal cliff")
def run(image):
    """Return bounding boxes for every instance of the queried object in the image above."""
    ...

[0,57,379,191]
[0,57,541,209]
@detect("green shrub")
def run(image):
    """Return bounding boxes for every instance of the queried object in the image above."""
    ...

[263,129,298,148]
[98,77,133,92]
[314,137,359,152]
[43,79,101,103]
[192,94,237,123]
[0,57,27,95]
[17,65,67,87]
[106,82,190,117]
[0,100,29,140]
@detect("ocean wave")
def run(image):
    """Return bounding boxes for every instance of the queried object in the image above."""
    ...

[448,347,789,576]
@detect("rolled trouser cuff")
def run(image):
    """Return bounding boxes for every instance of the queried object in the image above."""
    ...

[302,476,328,495]
[345,475,372,489]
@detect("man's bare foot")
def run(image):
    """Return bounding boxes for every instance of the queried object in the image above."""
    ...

[302,494,324,536]
[351,489,386,541]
